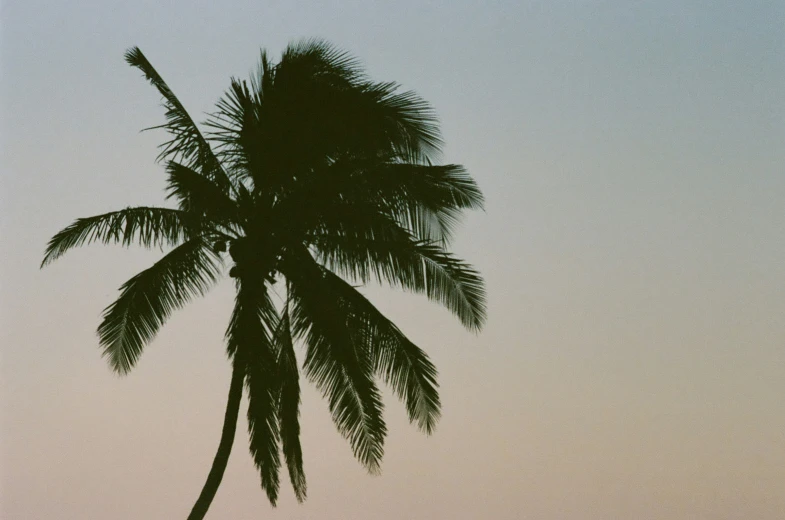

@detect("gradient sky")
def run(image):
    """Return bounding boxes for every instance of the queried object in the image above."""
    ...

[2,1,784,519]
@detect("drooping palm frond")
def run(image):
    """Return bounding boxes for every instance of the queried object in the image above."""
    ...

[319,269,441,434]
[419,244,486,331]
[274,301,306,502]
[284,249,387,473]
[367,163,484,244]
[246,363,282,505]
[41,207,203,267]
[309,209,424,286]
[282,158,483,246]
[97,237,224,374]
[348,81,443,161]
[226,279,281,504]
[125,47,233,193]
[311,208,487,330]
[344,162,484,209]
[350,162,483,244]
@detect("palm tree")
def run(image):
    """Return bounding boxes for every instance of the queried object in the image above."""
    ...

[42,40,486,519]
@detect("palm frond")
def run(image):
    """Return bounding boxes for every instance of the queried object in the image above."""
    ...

[226,279,281,505]
[311,210,487,331]
[165,162,239,224]
[282,159,483,246]
[419,243,486,331]
[274,301,306,501]
[344,162,483,244]
[97,237,223,374]
[246,360,282,506]
[206,79,265,188]
[125,47,233,192]
[320,269,441,433]
[277,39,363,85]
[380,163,484,244]
[249,49,275,104]
[351,81,443,161]
[284,249,387,473]
[41,207,203,267]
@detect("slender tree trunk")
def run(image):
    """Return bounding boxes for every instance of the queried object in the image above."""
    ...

[187,358,244,520]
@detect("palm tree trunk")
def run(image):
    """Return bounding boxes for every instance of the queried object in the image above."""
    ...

[187,358,244,520]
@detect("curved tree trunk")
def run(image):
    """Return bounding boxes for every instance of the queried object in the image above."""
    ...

[187,359,245,520]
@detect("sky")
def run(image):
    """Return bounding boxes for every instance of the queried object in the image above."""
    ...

[1,0,784,518]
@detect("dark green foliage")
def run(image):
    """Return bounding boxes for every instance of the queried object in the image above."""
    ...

[123,47,232,193]
[41,207,202,267]
[274,302,307,501]
[98,237,224,374]
[284,248,388,474]
[43,39,486,516]
[227,280,281,503]
[319,268,441,434]
[165,162,238,222]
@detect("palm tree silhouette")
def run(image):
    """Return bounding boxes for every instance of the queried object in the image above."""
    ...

[42,40,486,519]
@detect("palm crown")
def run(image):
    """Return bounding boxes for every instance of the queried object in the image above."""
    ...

[42,40,486,518]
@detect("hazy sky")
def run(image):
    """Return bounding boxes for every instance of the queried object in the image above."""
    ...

[2,1,784,519]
